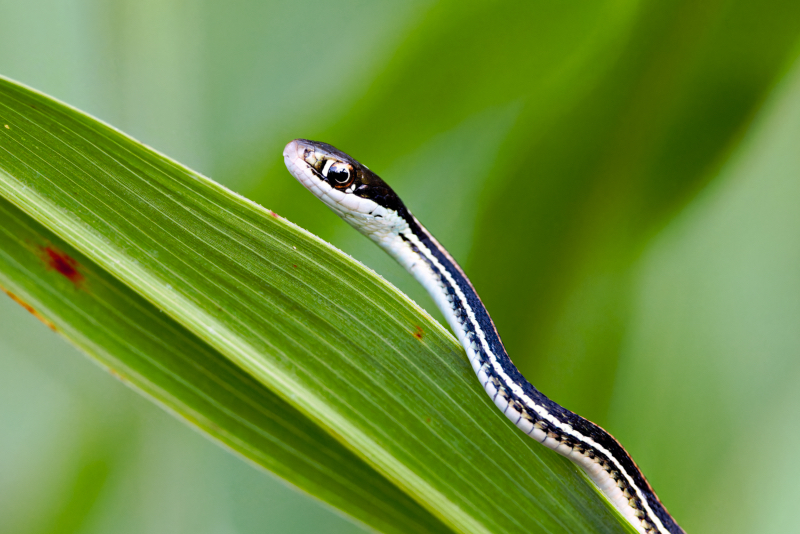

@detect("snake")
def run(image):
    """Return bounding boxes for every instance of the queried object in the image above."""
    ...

[283,139,685,534]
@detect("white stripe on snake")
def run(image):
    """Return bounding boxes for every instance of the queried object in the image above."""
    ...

[283,139,685,534]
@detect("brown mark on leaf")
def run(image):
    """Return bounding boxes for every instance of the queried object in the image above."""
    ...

[413,325,424,340]
[41,246,84,287]
[292,264,297,269]
[108,368,128,383]
[1,288,57,331]
[426,417,432,423]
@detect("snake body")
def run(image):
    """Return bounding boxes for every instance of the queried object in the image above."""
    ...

[283,139,685,534]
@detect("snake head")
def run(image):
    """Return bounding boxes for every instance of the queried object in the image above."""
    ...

[283,139,405,219]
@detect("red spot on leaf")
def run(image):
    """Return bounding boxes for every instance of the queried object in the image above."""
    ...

[292,264,297,268]
[41,247,84,287]
[268,210,280,218]
[413,325,424,340]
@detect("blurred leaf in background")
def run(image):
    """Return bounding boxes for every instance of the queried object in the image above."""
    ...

[0,0,799,533]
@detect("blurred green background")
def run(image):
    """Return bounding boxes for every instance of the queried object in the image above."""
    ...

[1,1,799,533]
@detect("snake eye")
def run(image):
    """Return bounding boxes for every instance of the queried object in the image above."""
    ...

[322,160,354,188]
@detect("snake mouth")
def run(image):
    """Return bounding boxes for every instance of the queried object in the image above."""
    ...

[282,139,301,161]
[283,139,322,167]
[283,139,334,187]
[283,139,360,219]
[283,140,319,190]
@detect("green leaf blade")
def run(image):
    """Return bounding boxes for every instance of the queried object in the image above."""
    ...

[0,195,450,534]
[0,77,634,534]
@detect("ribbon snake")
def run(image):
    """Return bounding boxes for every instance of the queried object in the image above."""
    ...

[283,139,685,534]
